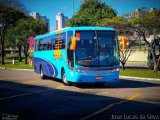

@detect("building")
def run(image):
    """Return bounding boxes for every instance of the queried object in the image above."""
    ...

[127,8,159,41]
[30,12,50,32]
[128,8,157,18]
[128,8,146,18]
[56,13,68,30]
[150,8,157,12]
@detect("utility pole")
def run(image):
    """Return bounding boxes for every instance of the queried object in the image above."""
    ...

[73,0,74,16]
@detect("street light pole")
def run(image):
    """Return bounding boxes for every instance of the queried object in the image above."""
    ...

[73,0,74,16]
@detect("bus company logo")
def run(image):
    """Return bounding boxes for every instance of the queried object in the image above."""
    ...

[54,49,61,60]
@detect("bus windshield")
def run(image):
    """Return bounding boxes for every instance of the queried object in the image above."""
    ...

[75,30,119,67]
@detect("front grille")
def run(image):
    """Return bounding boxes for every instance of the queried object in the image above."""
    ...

[84,70,112,74]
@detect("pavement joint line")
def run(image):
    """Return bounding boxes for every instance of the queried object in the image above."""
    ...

[79,93,142,120]
[0,89,49,101]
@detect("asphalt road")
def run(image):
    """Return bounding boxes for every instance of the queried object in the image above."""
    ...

[0,69,160,120]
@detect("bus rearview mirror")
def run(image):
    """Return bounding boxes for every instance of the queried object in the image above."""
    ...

[70,36,76,50]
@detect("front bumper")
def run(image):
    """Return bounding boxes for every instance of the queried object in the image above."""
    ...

[67,70,119,83]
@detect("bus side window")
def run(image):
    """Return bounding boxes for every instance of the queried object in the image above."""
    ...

[39,38,48,51]
[62,32,66,49]
[52,37,55,50]
[42,38,45,51]
[67,31,73,50]
[38,44,42,51]
[54,33,63,49]
[34,40,36,51]
[38,39,42,51]
[47,36,52,50]
[43,44,47,50]
[48,40,52,50]
[53,34,58,50]
[37,40,40,51]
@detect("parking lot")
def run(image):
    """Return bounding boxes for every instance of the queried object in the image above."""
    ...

[0,69,160,120]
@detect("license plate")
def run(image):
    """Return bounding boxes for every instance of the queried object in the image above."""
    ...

[96,76,103,80]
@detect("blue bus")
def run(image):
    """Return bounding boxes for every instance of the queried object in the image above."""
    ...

[34,27,120,85]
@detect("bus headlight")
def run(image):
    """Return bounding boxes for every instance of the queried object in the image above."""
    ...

[70,72,74,76]
[75,69,85,73]
[112,68,119,72]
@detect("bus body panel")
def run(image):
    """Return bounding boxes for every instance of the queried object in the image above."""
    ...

[34,49,67,79]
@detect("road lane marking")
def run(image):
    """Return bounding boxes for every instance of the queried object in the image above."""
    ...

[80,104,114,120]
[128,93,141,100]
[80,93,142,120]
[0,89,49,101]
[55,84,65,89]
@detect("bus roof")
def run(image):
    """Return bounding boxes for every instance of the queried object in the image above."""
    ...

[35,26,115,40]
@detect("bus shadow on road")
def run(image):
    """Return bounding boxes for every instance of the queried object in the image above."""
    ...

[75,79,160,89]
[0,79,160,120]
[33,76,160,89]
[44,77,62,82]
[109,79,160,88]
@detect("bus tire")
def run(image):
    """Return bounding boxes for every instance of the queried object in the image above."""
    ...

[40,67,46,79]
[62,71,72,86]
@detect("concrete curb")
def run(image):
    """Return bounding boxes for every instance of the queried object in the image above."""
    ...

[120,76,160,81]
[0,67,159,81]
[0,67,34,71]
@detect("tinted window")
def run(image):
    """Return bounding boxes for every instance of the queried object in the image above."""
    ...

[37,36,53,51]
[54,32,66,50]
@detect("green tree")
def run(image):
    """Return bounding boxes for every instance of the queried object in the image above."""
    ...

[67,0,117,26]
[5,26,24,62]
[0,0,28,13]
[120,41,138,70]
[98,16,131,34]
[13,17,46,64]
[5,26,16,48]
[0,3,26,64]
[129,10,160,71]
[100,9,160,71]
[99,17,138,70]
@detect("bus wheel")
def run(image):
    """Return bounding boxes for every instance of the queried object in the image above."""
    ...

[40,67,46,79]
[62,71,71,86]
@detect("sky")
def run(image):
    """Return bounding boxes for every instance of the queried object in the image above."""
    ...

[20,0,160,31]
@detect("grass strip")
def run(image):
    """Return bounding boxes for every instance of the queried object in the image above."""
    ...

[0,62,33,69]
[120,69,160,79]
